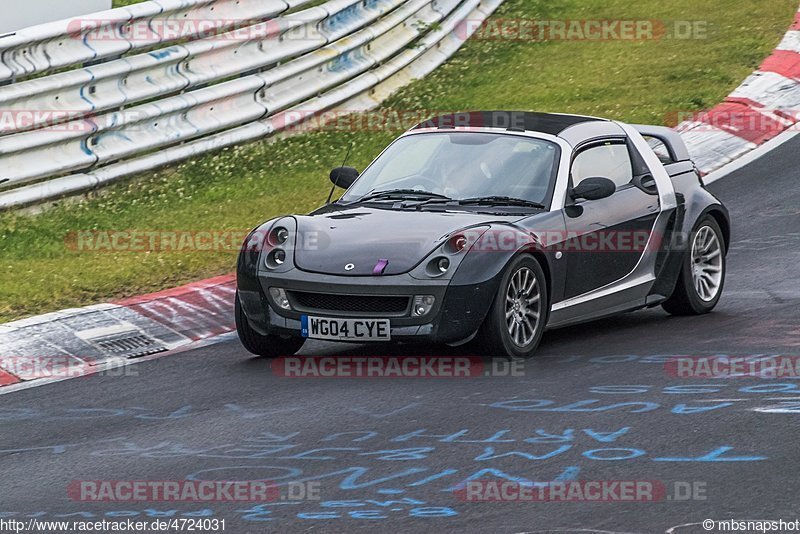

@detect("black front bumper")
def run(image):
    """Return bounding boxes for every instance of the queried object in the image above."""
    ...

[237,267,500,344]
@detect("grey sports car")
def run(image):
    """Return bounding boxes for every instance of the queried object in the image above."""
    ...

[236,111,729,359]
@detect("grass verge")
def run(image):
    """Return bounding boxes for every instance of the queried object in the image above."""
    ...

[0,0,796,321]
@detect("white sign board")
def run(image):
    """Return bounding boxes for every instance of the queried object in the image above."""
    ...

[1,0,112,34]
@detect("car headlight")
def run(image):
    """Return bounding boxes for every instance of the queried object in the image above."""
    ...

[410,226,490,281]
[260,218,297,273]
[446,234,469,254]
[273,227,289,245]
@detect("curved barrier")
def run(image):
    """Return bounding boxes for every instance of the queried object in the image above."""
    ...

[0,0,504,209]
[676,7,800,175]
[0,0,299,81]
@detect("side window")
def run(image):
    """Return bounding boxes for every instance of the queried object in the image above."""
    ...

[571,142,633,189]
[643,135,674,164]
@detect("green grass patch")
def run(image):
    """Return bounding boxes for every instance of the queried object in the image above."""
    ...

[0,0,796,321]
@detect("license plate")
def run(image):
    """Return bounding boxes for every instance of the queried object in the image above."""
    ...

[301,316,391,341]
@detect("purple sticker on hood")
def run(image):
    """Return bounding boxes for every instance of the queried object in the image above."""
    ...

[373,259,389,275]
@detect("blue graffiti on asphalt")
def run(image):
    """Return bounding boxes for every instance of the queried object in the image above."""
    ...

[0,420,769,522]
[487,398,738,414]
[4,380,800,424]
[586,384,800,394]
[4,380,800,423]
[0,424,766,463]
[584,354,800,367]
[184,464,581,491]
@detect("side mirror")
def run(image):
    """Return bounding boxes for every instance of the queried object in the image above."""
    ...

[330,166,359,189]
[571,177,616,201]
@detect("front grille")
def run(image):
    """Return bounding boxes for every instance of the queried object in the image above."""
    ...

[288,291,410,317]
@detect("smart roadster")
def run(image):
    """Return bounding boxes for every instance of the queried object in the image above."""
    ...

[235,111,729,359]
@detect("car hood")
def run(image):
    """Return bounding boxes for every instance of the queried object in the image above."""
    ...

[293,206,524,276]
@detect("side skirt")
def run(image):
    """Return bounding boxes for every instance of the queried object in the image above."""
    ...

[545,277,654,329]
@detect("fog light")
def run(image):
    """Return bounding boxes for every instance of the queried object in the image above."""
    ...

[413,295,435,316]
[269,287,291,310]
[437,257,450,273]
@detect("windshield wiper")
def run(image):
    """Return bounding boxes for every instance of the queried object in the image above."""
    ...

[354,189,452,203]
[456,196,546,209]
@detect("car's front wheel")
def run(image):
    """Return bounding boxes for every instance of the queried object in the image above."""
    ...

[662,215,726,316]
[235,292,305,358]
[478,254,548,359]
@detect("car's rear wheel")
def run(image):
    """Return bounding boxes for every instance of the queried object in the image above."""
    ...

[662,215,726,316]
[235,292,305,358]
[479,254,548,359]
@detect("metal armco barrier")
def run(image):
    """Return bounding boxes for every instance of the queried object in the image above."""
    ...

[0,0,505,209]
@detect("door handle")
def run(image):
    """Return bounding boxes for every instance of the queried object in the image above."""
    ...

[633,174,658,194]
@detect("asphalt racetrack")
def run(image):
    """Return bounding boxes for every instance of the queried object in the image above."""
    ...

[2,136,799,533]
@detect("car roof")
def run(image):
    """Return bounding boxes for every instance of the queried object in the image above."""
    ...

[413,111,607,136]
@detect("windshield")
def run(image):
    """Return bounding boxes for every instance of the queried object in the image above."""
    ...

[340,132,560,206]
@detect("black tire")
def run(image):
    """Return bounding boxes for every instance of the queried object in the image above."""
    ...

[235,292,305,358]
[662,215,726,316]
[478,254,549,359]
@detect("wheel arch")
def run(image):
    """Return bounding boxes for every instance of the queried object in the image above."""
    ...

[524,249,553,309]
[704,207,731,251]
